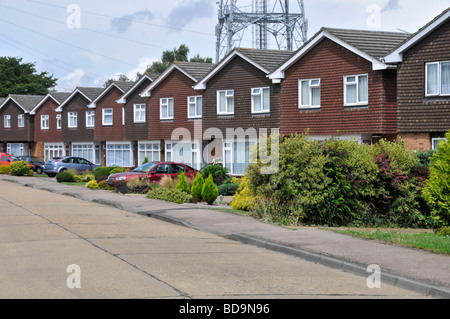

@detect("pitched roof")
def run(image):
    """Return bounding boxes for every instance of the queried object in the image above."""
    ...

[269,27,409,82]
[140,62,217,97]
[88,81,136,108]
[30,92,72,114]
[116,73,158,104]
[194,48,294,90]
[0,94,45,113]
[55,87,104,112]
[385,6,450,63]
[323,28,410,59]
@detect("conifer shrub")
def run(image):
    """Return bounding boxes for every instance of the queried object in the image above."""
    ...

[230,176,257,211]
[176,172,191,194]
[190,173,204,203]
[201,174,219,205]
[10,161,31,176]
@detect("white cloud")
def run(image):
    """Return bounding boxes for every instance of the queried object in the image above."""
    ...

[57,68,87,91]
[124,56,159,80]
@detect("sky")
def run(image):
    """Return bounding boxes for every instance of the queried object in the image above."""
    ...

[0,0,448,92]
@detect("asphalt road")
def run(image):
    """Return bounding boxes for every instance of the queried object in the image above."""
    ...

[0,180,430,299]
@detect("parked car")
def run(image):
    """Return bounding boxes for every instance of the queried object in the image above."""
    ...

[44,156,99,177]
[16,156,45,174]
[0,152,35,170]
[106,161,197,187]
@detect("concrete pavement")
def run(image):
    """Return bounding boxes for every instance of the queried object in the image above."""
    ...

[1,175,449,298]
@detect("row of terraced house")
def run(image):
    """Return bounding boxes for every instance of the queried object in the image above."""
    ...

[1,8,449,175]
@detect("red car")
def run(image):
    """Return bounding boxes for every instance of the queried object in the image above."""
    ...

[0,152,35,169]
[106,161,197,187]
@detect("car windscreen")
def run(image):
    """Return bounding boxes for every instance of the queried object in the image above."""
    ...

[133,162,158,172]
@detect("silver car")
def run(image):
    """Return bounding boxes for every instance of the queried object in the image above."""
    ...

[44,156,98,177]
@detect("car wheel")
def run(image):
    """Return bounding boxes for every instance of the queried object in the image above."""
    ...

[47,174,56,178]
[36,167,43,175]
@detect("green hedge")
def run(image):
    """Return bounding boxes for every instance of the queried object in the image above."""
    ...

[146,187,192,204]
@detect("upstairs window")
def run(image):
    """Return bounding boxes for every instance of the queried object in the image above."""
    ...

[133,104,146,123]
[68,112,77,128]
[4,115,11,128]
[56,115,62,129]
[86,111,95,128]
[188,96,202,119]
[17,114,25,128]
[251,87,270,113]
[426,61,450,96]
[102,108,113,126]
[217,90,234,115]
[41,115,49,130]
[299,79,321,108]
[344,74,368,106]
[160,98,174,120]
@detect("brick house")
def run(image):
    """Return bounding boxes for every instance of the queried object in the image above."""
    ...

[55,87,104,165]
[269,27,410,145]
[116,73,159,167]
[88,81,135,167]
[385,7,450,151]
[30,92,71,161]
[194,48,293,175]
[139,62,216,169]
[0,94,45,156]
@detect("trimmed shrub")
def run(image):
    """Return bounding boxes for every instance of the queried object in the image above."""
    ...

[201,174,219,205]
[56,171,76,183]
[93,166,113,181]
[0,165,10,175]
[10,161,31,176]
[146,187,192,204]
[98,180,115,190]
[190,173,204,203]
[176,172,191,194]
[230,176,257,211]
[218,182,239,196]
[109,167,127,175]
[86,180,99,189]
[423,131,450,227]
[201,164,229,185]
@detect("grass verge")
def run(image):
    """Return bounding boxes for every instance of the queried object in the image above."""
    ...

[330,228,450,255]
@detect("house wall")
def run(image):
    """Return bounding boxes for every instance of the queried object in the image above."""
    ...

[94,86,126,142]
[201,56,281,139]
[0,100,34,142]
[34,98,62,143]
[148,68,202,141]
[61,93,95,143]
[397,19,450,135]
[124,79,151,141]
[279,37,398,137]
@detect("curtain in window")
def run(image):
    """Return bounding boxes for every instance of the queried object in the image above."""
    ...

[263,88,270,110]
[219,92,226,113]
[301,81,310,105]
[358,76,368,102]
[311,87,320,106]
[427,63,439,95]
[346,84,357,104]
[441,62,450,95]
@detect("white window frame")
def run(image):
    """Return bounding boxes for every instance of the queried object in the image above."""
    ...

[56,114,62,129]
[426,61,450,97]
[251,87,270,113]
[41,115,49,130]
[344,74,369,106]
[122,107,125,126]
[106,142,133,167]
[68,112,77,128]
[188,96,202,119]
[102,108,113,126]
[71,143,100,165]
[138,141,161,165]
[86,111,95,128]
[299,79,321,109]
[165,140,201,170]
[133,104,146,123]
[17,114,25,128]
[160,98,174,120]
[222,139,257,176]
[217,90,234,115]
[432,138,447,150]
[4,115,11,128]
[44,143,65,162]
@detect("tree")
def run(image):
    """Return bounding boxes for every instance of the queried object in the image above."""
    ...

[142,44,212,75]
[103,74,131,87]
[202,174,219,205]
[0,57,57,97]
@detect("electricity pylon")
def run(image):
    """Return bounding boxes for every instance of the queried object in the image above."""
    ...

[215,0,308,62]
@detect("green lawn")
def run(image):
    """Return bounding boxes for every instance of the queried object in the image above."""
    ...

[330,229,450,255]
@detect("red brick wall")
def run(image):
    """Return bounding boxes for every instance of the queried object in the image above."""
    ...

[94,86,125,142]
[0,101,34,142]
[398,133,432,151]
[34,98,62,143]
[397,19,450,133]
[148,68,201,140]
[280,37,398,136]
